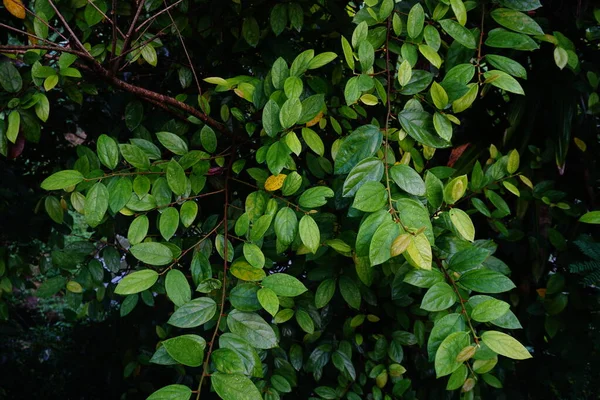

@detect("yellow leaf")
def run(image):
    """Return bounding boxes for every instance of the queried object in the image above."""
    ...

[574,137,587,152]
[390,233,411,257]
[360,93,379,106]
[264,174,287,191]
[306,111,323,127]
[519,175,533,190]
[4,0,25,19]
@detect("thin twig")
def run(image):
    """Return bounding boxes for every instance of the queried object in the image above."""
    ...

[162,0,202,96]
[85,0,125,38]
[135,0,186,33]
[111,0,146,75]
[47,0,92,56]
[24,8,70,43]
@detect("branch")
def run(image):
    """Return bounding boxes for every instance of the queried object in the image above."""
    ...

[135,0,186,33]
[47,0,91,57]
[162,0,202,95]
[85,0,125,38]
[111,0,146,75]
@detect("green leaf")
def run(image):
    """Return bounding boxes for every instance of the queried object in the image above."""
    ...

[439,19,477,49]
[167,160,187,196]
[434,331,470,377]
[242,17,260,47]
[299,215,320,253]
[211,372,263,400]
[120,144,150,169]
[398,60,412,86]
[115,269,159,295]
[339,276,361,309]
[446,364,468,390]
[274,207,298,246]
[147,385,192,400]
[231,260,266,281]
[279,97,302,129]
[168,297,217,328]
[407,3,425,38]
[419,44,442,69]
[404,233,433,270]
[481,331,532,360]
[341,36,355,70]
[41,170,85,190]
[356,209,390,257]
[141,44,158,66]
[459,269,516,293]
[298,186,334,208]
[290,49,314,76]
[301,128,324,156]
[485,55,527,79]
[342,157,384,198]
[159,207,179,240]
[404,269,445,288]
[358,41,375,72]
[430,81,449,109]
[130,242,174,266]
[485,28,539,51]
[428,313,466,361]
[125,101,143,131]
[421,282,457,312]
[554,47,568,70]
[97,135,119,170]
[157,131,188,155]
[165,269,191,307]
[444,175,468,204]
[163,334,206,367]
[200,125,217,153]
[308,52,337,69]
[34,93,50,122]
[398,112,450,148]
[484,70,524,95]
[449,208,475,242]
[262,100,282,137]
[257,287,279,316]
[219,333,263,378]
[6,110,20,143]
[498,0,541,11]
[284,76,303,98]
[390,164,426,196]
[128,215,149,245]
[491,8,543,35]
[369,219,400,265]
[352,181,387,212]
[266,141,291,175]
[243,243,265,269]
[45,196,63,224]
[471,298,510,322]
[270,4,287,36]
[0,62,22,93]
[296,309,315,334]
[180,201,198,228]
[227,309,278,349]
[449,0,467,25]
[315,279,336,308]
[263,273,308,297]
[85,182,109,227]
[352,21,368,48]
[579,211,600,224]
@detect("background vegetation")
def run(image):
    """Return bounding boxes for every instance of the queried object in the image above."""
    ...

[0,0,599,399]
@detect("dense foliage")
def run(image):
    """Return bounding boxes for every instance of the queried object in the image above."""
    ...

[1,0,599,399]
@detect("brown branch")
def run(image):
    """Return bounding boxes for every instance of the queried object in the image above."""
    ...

[0,44,89,58]
[135,0,186,33]
[197,150,236,400]
[47,0,91,56]
[110,0,118,59]
[85,0,125,38]
[111,0,146,75]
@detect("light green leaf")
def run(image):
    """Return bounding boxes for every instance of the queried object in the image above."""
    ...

[130,242,174,266]
[147,385,192,400]
[180,201,198,228]
[165,269,191,307]
[167,160,187,196]
[352,181,387,212]
[439,19,476,49]
[484,70,525,95]
[156,131,188,155]
[85,182,109,227]
[459,268,516,293]
[262,273,308,297]
[227,309,278,349]
[41,170,85,191]
[298,186,334,208]
[163,334,206,367]
[491,8,543,35]
[421,282,457,312]
[471,298,510,322]
[243,243,265,269]
[128,215,149,245]
[257,287,279,317]
[211,372,263,400]
[115,269,159,295]
[481,331,532,360]
[168,297,217,328]
[449,208,475,242]
[407,3,425,38]
[159,207,179,240]
[299,215,320,254]
[579,211,600,224]
[435,331,470,377]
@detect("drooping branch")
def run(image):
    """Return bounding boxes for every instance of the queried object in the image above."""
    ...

[111,0,146,75]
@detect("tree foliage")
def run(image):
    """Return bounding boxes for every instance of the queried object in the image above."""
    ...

[1,0,599,399]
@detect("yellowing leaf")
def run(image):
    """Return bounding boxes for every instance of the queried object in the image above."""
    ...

[360,94,379,106]
[574,137,587,152]
[306,111,323,127]
[4,0,25,19]
[203,77,229,86]
[391,233,411,257]
[264,174,287,191]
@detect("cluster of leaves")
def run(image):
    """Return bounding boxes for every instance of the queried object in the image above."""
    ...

[1,0,600,399]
